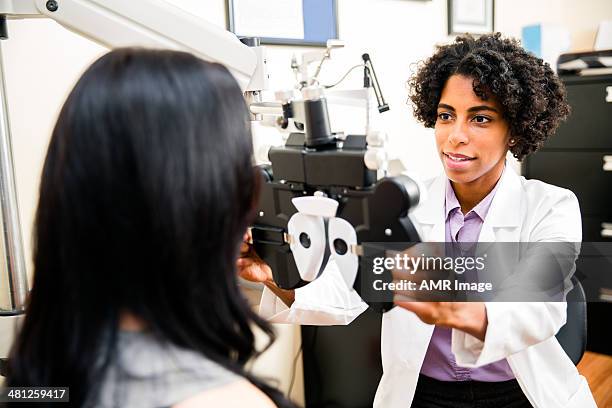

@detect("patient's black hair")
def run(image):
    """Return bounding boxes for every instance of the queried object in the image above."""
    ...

[409,33,570,160]
[6,48,293,407]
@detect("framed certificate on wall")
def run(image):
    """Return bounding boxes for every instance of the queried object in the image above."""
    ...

[448,0,494,35]
[227,0,338,46]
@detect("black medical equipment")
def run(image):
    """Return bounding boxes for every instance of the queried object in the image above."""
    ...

[249,56,421,313]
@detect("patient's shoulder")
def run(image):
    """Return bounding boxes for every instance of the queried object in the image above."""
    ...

[174,379,276,408]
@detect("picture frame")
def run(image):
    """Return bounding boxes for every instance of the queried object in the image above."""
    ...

[447,0,494,36]
[227,0,339,46]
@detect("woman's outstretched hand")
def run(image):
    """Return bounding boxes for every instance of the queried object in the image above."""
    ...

[394,301,488,341]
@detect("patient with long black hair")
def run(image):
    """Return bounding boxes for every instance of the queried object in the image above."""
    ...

[5,48,293,408]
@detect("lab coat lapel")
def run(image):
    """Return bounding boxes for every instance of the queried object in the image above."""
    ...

[478,165,522,243]
[476,166,522,264]
[412,174,446,242]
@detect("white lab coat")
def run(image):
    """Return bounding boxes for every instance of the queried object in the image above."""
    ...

[259,165,597,408]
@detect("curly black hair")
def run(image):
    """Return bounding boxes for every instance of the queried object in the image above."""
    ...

[408,33,570,160]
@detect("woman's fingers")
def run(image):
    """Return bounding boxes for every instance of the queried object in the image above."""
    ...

[240,241,250,256]
[238,262,263,282]
[393,301,440,325]
[240,230,253,257]
[393,301,455,326]
[237,253,273,283]
[390,261,455,302]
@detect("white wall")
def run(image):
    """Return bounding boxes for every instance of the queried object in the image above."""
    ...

[1,0,611,402]
[496,0,612,51]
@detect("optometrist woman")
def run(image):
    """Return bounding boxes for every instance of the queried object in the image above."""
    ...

[239,33,598,408]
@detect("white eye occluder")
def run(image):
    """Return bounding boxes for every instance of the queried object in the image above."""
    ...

[328,217,359,289]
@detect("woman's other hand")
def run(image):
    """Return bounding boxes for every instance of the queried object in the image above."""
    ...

[237,230,295,308]
[237,231,273,283]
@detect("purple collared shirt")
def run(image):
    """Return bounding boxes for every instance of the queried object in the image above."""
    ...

[419,177,515,382]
